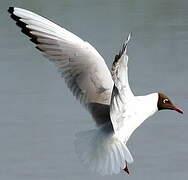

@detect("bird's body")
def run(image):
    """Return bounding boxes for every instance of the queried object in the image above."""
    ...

[8,7,183,175]
[111,93,159,141]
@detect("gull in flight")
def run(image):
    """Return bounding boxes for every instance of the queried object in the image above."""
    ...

[8,7,183,175]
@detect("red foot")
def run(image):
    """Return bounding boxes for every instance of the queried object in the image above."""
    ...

[123,162,130,174]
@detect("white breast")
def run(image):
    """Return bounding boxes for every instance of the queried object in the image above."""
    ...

[115,93,159,142]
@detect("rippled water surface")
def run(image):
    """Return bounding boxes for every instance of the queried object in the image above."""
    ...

[0,0,187,179]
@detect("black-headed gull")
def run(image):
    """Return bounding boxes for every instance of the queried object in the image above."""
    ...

[8,7,183,175]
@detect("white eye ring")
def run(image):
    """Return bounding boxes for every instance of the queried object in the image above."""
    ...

[163,99,169,103]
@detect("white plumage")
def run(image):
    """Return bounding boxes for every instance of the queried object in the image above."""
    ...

[10,7,114,106]
[8,7,171,175]
[75,123,134,175]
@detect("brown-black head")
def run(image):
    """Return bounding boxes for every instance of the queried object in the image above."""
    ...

[157,93,183,114]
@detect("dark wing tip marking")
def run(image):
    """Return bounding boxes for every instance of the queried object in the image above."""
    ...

[8,7,86,104]
[113,33,131,66]
[8,7,41,50]
[8,7,14,14]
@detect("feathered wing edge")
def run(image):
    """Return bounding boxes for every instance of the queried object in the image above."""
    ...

[8,7,114,126]
[113,33,131,68]
[111,33,132,91]
[110,33,133,134]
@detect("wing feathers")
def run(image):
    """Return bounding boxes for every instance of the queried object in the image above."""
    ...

[110,34,134,136]
[8,7,114,125]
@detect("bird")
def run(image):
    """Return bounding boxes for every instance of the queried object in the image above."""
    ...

[8,7,183,176]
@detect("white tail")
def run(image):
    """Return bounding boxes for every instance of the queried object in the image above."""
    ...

[74,127,133,175]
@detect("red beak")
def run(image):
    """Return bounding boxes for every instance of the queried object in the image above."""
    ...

[170,106,183,114]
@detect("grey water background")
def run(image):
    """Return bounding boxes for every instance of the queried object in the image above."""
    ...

[0,0,187,179]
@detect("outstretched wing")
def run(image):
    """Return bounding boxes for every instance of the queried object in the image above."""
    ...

[110,33,134,134]
[8,7,114,125]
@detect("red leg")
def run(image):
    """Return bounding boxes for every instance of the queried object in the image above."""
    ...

[123,161,130,174]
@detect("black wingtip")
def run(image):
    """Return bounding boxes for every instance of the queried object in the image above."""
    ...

[8,7,21,25]
[7,6,39,45]
[113,33,131,65]
[8,7,14,14]
[36,46,44,52]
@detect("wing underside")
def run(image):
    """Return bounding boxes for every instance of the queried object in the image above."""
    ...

[8,7,114,125]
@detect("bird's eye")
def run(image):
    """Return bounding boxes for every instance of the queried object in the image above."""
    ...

[163,99,169,103]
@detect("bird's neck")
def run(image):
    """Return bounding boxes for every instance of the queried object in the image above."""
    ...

[121,93,159,142]
[137,93,159,118]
